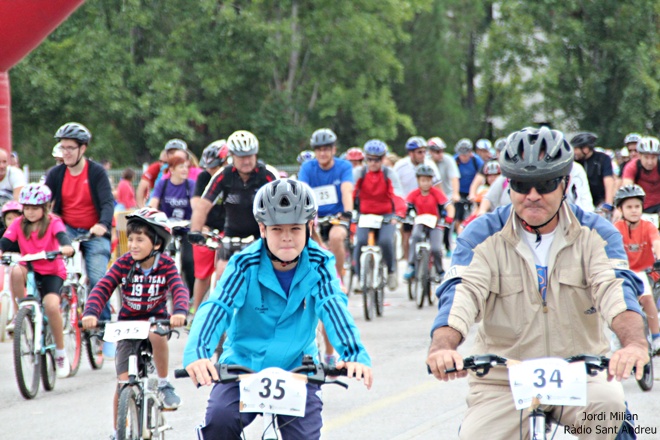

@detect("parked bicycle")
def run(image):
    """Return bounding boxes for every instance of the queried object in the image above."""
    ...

[0,252,20,342]
[12,251,62,399]
[90,319,180,440]
[357,214,388,321]
[175,354,349,440]
[445,354,615,440]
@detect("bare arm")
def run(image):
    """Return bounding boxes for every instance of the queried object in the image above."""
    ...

[426,326,466,381]
[621,177,634,186]
[451,177,460,202]
[603,175,615,205]
[136,179,150,208]
[191,198,213,232]
[147,197,159,209]
[468,174,485,201]
[340,182,354,212]
[12,185,22,201]
[609,310,649,381]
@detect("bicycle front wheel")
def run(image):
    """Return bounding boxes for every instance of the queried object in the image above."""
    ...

[415,249,429,309]
[375,264,385,317]
[0,293,10,342]
[13,307,40,399]
[362,255,375,321]
[41,326,56,392]
[117,386,141,440]
[61,289,82,376]
[637,319,654,391]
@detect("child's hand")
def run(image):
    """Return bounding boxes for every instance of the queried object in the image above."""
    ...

[60,245,75,258]
[81,315,98,330]
[335,360,373,390]
[170,313,186,328]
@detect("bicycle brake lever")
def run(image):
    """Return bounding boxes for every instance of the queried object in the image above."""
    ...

[325,378,349,389]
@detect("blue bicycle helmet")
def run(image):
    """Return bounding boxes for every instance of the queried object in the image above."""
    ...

[406,136,426,151]
[363,139,388,157]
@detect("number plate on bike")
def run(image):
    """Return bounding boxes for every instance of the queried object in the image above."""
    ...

[239,367,308,417]
[414,214,438,229]
[103,321,151,342]
[313,185,338,206]
[508,358,587,410]
[641,213,659,229]
[358,214,384,229]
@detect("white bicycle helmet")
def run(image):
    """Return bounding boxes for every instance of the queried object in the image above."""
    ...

[227,130,259,156]
[427,137,447,151]
[52,142,63,159]
[19,183,52,205]
[126,208,172,248]
[637,136,660,155]
[475,139,492,151]
[624,133,642,145]
[253,179,317,226]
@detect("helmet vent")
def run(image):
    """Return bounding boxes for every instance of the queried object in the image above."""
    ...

[280,196,291,207]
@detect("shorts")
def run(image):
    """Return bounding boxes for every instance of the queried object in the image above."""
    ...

[193,245,216,279]
[34,273,64,297]
[115,339,149,376]
[635,271,652,297]
[454,193,472,222]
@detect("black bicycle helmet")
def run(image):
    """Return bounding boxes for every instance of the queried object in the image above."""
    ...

[54,122,92,145]
[570,132,597,149]
[500,126,573,182]
[614,184,646,208]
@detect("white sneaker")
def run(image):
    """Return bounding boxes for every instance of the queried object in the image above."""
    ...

[387,272,398,290]
[652,337,660,355]
[56,354,71,378]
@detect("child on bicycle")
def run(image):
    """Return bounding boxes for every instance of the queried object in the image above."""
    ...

[82,208,188,438]
[1,200,22,236]
[0,183,74,378]
[613,184,660,353]
[404,164,454,282]
[184,179,372,440]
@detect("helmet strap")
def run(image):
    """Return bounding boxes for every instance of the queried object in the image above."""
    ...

[518,180,568,244]
[263,225,311,268]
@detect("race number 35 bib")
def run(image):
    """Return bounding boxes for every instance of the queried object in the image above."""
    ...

[239,367,308,417]
[313,185,338,206]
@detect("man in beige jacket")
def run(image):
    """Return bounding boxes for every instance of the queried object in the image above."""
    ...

[427,126,648,439]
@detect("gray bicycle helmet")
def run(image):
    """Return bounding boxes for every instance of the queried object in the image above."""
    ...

[455,138,473,155]
[494,137,507,152]
[500,126,573,182]
[227,130,259,156]
[164,139,188,152]
[310,128,337,148]
[253,179,318,226]
[637,136,660,155]
[54,122,92,145]
[415,163,435,177]
[614,184,645,208]
[475,139,492,151]
[570,132,597,149]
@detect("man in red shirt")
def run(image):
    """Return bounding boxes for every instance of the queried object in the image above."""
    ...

[136,139,189,207]
[622,136,660,213]
[45,123,115,324]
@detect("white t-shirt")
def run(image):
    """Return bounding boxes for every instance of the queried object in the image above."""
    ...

[0,166,26,201]
[393,157,441,196]
[522,228,556,302]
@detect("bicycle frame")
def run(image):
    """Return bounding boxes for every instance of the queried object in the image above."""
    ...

[359,230,384,290]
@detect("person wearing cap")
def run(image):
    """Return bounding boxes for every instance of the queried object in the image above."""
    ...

[427,137,460,255]
[136,139,189,207]
[298,128,354,277]
[571,132,614,211]
[427,126,646,439]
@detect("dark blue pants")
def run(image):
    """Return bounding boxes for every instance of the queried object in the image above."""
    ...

[199,381,323,440]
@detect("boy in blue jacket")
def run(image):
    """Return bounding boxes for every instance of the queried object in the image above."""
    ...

[183,179,372,439]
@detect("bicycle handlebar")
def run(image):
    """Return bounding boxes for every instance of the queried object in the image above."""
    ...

[175,356,350,389]
[77,318,183,338]
[444,354,611,377]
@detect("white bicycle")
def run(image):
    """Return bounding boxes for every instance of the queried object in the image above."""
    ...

[0,252,20,342]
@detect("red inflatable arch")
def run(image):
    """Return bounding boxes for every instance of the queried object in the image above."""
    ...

[0,0,85,152]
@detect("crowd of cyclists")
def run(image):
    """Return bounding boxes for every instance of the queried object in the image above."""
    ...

[1,122,660,439]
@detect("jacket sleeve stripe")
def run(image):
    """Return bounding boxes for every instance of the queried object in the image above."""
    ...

[323,299,359,361]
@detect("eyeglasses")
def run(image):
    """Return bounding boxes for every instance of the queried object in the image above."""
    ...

[366,157,382,163]
[60,145,81,153]
[509,177,564,195]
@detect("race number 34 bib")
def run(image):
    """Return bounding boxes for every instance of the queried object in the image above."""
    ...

[239,367,308,417]
[313,185,338,206]
[508,358,587,410]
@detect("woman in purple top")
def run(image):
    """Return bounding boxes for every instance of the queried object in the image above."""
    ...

[149,155,195,290]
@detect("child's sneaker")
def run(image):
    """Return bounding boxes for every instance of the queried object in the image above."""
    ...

[445,249,452,258]
[652,336,660,355]
[387,272,398,290]
[403,264,415,280]
[159,382,182,410]
[56,353,71,378]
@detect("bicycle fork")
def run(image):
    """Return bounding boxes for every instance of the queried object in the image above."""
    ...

[20,299,54,355]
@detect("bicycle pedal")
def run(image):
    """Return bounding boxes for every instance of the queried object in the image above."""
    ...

[161,407,179,412]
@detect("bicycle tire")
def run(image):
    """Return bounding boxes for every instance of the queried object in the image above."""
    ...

[41,326,56,392]
[85,330,104,370]
[637,320,654,391]
[60,289,82,376]
[362,254,375,321]
[0,293,10,342]
[13,307,40,399]
[407,278,414,300]
[415,249,429,309]
[117,386,141,440]
[375,264,385,317]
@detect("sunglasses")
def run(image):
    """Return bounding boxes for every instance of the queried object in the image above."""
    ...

[366,157,382,163]
[509,177,564,195]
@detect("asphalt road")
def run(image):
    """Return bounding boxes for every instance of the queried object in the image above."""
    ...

[1,260,659,439]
